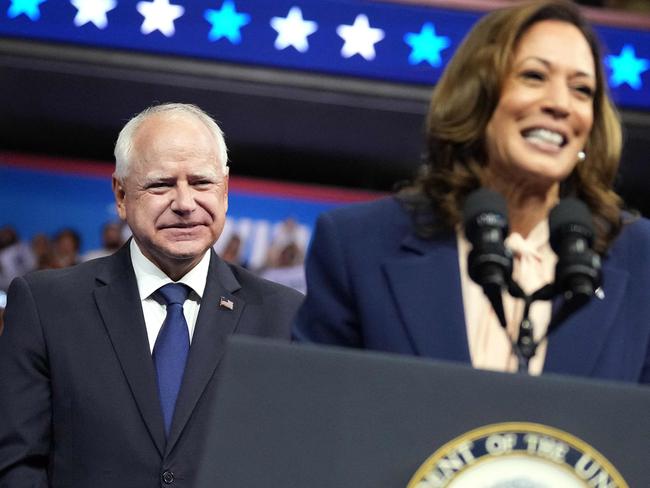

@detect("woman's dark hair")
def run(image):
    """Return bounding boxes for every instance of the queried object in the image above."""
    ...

[402,0,623,252]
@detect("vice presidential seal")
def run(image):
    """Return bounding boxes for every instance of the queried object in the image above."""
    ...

[407,422,627,488]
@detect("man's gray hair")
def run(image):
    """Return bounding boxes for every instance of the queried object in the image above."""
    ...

[113,103,228,180]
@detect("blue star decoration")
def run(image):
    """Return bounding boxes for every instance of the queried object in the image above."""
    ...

[7,0,46,21]
[204,0,250,44]
[606,44,649,90]
[404,22,451,67]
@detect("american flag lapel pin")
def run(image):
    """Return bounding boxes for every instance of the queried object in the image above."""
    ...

[219,296,234,310]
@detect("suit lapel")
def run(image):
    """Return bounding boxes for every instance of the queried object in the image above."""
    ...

[166,252,244,451]
[380,219,629,376]
[382,232,471,362]
[93,245,166,456]
[544,263,628,376]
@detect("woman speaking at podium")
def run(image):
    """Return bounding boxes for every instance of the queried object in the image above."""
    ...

[292,0,650,383]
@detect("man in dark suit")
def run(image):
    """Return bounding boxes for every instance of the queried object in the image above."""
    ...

[0,103,303,487]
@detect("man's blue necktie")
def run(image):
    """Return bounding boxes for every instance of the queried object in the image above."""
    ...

[153,283,190,435]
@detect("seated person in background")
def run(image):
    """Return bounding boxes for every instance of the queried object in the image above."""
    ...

[258,218,308,293]
[219,233,243,265]
[82,221,126,261]
[264,218,309,269]
[0,227,35,291]
[293,0,650,384]
[260,241,307,294]
[0,226,18,251]
[50,227,81,268]
[0,102,303,487]
[30,233,54,270]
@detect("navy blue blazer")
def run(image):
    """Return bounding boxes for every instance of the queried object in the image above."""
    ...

[0,244,303,488]
[293,196,650,384]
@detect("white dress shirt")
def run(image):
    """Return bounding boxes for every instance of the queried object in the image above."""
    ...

[130,239,211,353]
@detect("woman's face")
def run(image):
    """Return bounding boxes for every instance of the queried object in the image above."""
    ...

[485,20,595,190]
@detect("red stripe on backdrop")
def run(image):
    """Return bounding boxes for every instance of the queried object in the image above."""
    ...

[229,177,383,203]
[0,152,114,177]
[0,152,385,204]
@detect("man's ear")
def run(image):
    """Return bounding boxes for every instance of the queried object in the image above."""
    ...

[112,175,127,221]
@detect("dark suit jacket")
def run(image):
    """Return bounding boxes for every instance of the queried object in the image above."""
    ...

[0,244,303,487]
[293,196,650,384]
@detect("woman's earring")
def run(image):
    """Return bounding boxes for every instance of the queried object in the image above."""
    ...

[578,150,586,162]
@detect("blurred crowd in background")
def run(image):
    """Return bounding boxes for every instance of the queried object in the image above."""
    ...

[0,218,311,333]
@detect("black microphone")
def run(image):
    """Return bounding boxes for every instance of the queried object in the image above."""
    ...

[549,198,602,304]
[463,188,513,329]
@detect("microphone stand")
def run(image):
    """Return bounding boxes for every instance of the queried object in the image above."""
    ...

[505,282,556,374]
[493,278,594,374]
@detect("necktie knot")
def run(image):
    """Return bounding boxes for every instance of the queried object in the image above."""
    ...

[158,283,190,306]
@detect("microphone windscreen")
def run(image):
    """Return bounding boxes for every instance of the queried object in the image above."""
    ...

[462,188,508,240]
[549,198,595,251]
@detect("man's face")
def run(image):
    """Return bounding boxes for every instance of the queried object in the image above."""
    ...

[113,113,228,278]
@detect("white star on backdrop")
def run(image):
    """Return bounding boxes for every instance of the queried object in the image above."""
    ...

[70,0,117,29]
[336,14,384,61]
[270,6,318,53]
[137,0,184,37]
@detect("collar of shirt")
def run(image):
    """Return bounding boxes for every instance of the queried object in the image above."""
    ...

[504,219,550,264]
[129,239,210,301]
[129,239,211,351]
